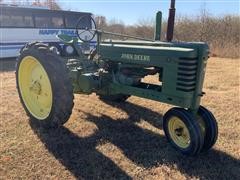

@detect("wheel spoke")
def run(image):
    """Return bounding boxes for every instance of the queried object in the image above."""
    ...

[89,30,95,35]
[79,30,87,35]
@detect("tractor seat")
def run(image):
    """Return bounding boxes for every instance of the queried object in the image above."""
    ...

[57,34,84,57]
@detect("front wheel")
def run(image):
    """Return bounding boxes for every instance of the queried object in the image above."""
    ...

[16,42,74,128]
[197,106,218,152]
[163,107,204,156]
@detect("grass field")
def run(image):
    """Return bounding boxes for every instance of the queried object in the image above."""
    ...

[0,58,239,179]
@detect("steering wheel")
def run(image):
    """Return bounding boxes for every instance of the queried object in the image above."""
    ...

[76,15,97,42]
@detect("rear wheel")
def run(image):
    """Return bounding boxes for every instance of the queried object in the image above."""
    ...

[163,107,204,156]
[16,42,74,128]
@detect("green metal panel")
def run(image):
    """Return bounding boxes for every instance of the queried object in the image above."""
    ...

[189,43,209,113]
[98,41,209,112]
[99,44,197,67]
[109,83,192,108]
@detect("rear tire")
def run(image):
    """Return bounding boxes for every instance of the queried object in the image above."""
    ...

[16,42,74,128]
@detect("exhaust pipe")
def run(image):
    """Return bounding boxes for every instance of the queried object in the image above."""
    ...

[166,0,176,42]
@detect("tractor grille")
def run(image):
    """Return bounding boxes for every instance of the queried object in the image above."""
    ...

[176,57,198,92]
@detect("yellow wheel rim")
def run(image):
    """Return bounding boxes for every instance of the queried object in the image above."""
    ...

[18,56,53,120]
[168,117,191,149]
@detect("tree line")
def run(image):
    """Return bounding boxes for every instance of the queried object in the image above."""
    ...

[0,0,60,10]
[95,13,240,58]
[2,0,239,58]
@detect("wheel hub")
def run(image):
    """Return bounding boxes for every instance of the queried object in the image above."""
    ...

[30,81,41,95]
[168,117,190,148]
[18,56,53,120]
[175,127,183,136]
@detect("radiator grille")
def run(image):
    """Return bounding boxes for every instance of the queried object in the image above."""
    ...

[176,57,198,92]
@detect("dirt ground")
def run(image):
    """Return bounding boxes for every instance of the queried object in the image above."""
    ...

[0,58,239,179]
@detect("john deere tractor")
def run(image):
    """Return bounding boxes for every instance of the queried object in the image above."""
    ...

[16,0,218,156]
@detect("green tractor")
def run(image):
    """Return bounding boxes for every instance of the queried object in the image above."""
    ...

[16,0,218,156]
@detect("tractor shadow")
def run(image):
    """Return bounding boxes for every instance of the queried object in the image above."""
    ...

[102,100,163,129]
[31,101,240,179]
[30,122,131,179]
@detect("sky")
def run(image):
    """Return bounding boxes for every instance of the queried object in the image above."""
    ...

[58,0,240,25]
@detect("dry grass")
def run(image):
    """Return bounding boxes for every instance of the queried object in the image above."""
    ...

[0,58,240,179]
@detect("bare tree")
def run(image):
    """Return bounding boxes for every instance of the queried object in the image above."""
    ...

[95,16,107,29]
[44,0,61,10]
[31,0,61,10]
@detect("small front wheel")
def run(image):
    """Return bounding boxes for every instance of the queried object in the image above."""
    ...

[163,107,204,156]
[197,106,218,152]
